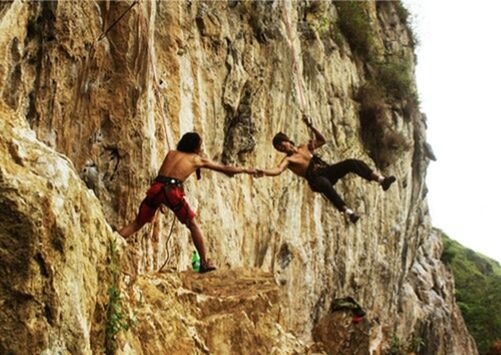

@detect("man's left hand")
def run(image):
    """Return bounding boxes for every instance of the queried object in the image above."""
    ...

[302,113,313,127]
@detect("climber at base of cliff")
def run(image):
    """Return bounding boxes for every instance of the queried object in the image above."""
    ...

[118,132,256,273]
[255,114,396,224]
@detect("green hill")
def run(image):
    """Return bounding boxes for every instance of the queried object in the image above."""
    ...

[439,230,501,354]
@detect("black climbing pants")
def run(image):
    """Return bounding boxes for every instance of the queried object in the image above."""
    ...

[306,159,374,211]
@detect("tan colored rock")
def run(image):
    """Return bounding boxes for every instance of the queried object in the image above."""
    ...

[0,1,477,354]
[0,103,112,353]
[117,269,309,354]
[314,312,370,355]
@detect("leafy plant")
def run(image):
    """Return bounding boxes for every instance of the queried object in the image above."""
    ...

[394,0,419,48]
[307,14,345,55]
[106,286,129,348]
[334,1,375,59]
[407,335,424,353]
[394,1,410,24]
[357,81,411,168]
[331,21,345,53]
[306,15,336,42]
[105,239,131,354]
[389,334,403,354]
[374,59,416,102]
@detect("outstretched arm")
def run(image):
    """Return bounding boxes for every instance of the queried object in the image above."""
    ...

[199,158,255,177]
[256,157,289,177]
[303,113,326,151]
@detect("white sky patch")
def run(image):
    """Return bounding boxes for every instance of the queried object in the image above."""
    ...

[402,0,501,262]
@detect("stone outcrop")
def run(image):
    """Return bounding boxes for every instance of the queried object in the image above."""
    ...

[117,269,307,354]
[0,103,113,353]
[0,1,477,354]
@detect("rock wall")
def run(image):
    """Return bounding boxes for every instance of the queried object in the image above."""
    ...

[118,269,308,354]
[0,103,112,353]
[0,1,477,354]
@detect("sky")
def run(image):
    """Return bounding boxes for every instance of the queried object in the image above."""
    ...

[402,0,501,263]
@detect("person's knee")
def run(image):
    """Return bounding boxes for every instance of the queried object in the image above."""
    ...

[344,159,361,167]
[310,176,328,192]
[346,159,371,174]
[185,217,197,230]
[133,219,146,231]
[314,177,332,191]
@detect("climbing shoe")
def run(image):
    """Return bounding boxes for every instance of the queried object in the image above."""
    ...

[349,213,360,224]
[344,210,360,224]
[199,259,217,274]
[381,176,396,191]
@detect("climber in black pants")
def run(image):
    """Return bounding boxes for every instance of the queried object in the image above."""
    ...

[256,114,396,223]
[305,158,395,222]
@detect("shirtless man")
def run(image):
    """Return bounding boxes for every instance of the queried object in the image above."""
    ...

[256,115,396,223]
[118,132,255,272]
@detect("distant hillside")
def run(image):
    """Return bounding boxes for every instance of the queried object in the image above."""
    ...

[440,230,501,354]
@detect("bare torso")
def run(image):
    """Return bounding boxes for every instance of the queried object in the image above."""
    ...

[286,144,313,177]
[157,150,201,182]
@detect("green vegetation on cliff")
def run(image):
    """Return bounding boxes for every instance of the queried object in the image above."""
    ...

[331,0,417,169]
[440,232,501,354]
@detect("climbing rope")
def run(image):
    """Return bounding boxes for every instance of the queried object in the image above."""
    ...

[135,4,178,270]
[282,2,311,131]
[158,214,176,272]
[74,1,139,114]
[136,2,174,149]
[97,1,139,42]
[282,2,345,151]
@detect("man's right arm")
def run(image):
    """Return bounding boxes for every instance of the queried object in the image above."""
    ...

[256,157,289,177]
[197,157,255,177]
[303,114,326,150]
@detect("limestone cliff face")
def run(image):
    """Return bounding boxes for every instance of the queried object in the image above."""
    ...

[0,103,112,353]
[0,1,476,354]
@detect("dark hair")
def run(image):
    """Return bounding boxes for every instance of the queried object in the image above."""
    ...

[272,132,292,149]
[177,132,201,153]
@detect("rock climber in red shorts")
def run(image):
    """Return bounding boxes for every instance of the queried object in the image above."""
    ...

[118,132,255,272]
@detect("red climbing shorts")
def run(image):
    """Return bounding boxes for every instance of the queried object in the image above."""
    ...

[135,178,196,225]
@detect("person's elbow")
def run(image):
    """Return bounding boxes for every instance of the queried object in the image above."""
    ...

[314,137,327,148]
[274,166,287,176]
[265,169,281,177]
